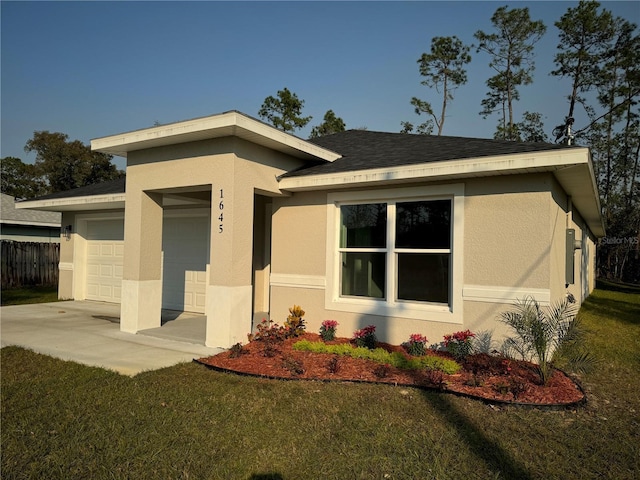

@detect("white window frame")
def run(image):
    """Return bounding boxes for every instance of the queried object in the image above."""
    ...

[326,184,464,324]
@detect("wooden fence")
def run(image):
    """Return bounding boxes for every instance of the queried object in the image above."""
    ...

[1,241,60,288]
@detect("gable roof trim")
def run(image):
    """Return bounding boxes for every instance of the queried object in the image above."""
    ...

[278,148,591,190]
[15,193,126,212]
[91,111,341,162]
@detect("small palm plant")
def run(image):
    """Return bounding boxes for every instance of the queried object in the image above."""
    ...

[499,296,596,386]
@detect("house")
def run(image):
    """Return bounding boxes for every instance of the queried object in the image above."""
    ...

[1,193,61,243]
[16,111,604,348]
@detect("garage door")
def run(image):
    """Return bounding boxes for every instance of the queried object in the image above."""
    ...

[86,219,124,303]
[162,215,209,313]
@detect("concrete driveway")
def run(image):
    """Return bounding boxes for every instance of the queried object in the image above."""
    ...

[0,300,223,376]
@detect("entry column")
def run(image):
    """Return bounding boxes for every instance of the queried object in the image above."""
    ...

[120,191,163,333]
[205,185,253,348]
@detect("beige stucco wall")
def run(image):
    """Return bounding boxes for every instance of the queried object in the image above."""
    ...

[548,176,599,306]
[271,190,328,277]
[270,173,583,347]
[569,206,598,301]
[549,178,569,305]
[58,212,76,300]
[463,174,552,289]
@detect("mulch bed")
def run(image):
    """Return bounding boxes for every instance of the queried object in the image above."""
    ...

[196,333,585,407]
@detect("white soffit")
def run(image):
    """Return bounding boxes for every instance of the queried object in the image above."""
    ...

[15,194,126,212]
[278,148,592,190]
[91,111,341,162]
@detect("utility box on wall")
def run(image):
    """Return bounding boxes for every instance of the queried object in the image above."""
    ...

[566,228,580,285]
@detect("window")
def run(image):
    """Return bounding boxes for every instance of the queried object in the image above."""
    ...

[396,200,451,303]
[327,185,463,323]
[340,203,386,298]
[340,199,451,304]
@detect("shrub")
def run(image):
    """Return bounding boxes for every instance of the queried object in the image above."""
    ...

[373,364,391,378]
[284,305,306,338]
[292,339,461,374]
[281,355,304,376]
[229,342,246,358]
[499,296,596,386]
[319,320,339,341]
[352,325,377,349]
[262,342,279,358]
[326,355,341,374]
[248,318,287,357]
[248,318,286,343]
[464,374,485,388]
[463,353,505,376]
[402,333,428,356]
[425,368,446,390]
[508,377,528,400]
[493,380,510,396]
[444,330,475,361]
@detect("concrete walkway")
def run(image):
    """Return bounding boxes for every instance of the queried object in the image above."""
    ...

[0,300,223,376]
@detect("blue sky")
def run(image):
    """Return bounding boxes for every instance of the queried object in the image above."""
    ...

[2,1,638,170]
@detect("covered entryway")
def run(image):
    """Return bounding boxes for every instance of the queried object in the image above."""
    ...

[86,219,124,303]
[162,212,209,313]
[84,111,339,347]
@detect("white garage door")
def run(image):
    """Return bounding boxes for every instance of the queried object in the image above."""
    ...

[86,219,124,303]
[162,215,209,313]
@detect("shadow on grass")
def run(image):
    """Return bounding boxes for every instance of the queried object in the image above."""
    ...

[596,279,640,295]
[579,295,640,326]
[248,473,284,480]
[421,391,534,480]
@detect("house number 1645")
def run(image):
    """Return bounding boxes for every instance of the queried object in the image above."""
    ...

[218,189,224,233]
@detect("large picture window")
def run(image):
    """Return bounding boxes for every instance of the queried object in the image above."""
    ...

[327,185,463,323]
[339,199,451,305]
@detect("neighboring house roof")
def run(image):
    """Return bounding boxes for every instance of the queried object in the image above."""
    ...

[1,193,61,227]
[15,111,604,237]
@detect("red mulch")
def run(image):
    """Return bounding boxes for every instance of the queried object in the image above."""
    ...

[195,333,585,407]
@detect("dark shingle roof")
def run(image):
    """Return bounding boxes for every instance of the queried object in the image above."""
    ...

[283,130,580,178]
[23,131,581,201]
[19,177,126,203]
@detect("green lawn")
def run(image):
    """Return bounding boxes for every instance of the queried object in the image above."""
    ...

[1,285,60,306]
[2,286,639,480]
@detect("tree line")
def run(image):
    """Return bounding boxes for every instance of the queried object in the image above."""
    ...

[1,131,124,200]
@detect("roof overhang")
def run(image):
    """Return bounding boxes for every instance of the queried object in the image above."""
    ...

[279,147,605,237]
[15,193,126,212]
[0,219,61,227]
[91,111,341,162]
